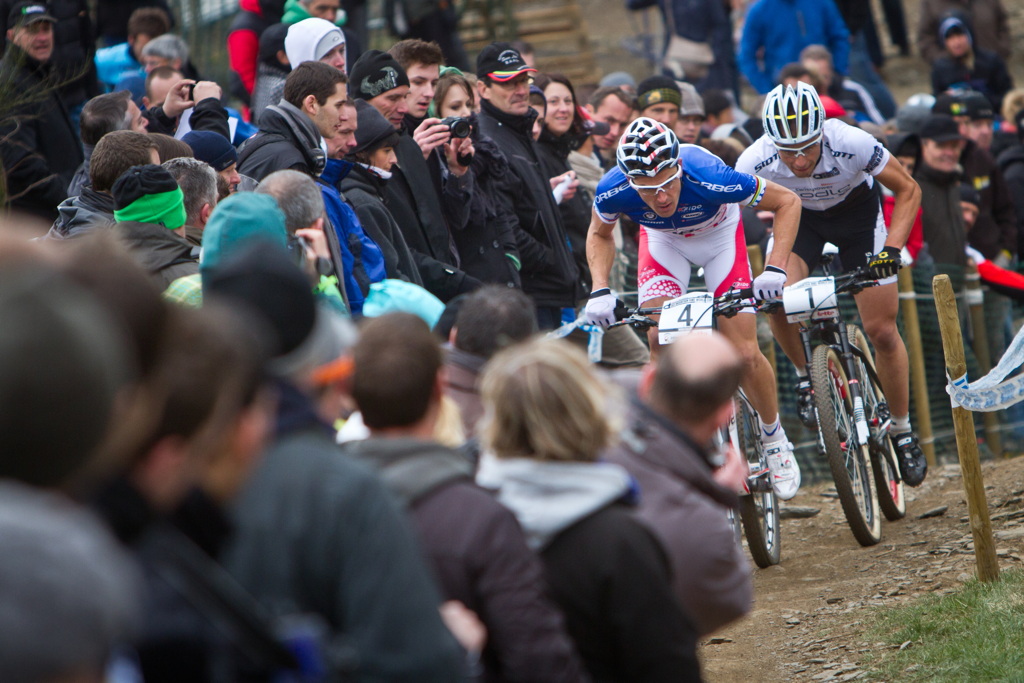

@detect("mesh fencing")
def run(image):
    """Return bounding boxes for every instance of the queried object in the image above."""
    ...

[175,0,236,89]
[769,263,1023,485]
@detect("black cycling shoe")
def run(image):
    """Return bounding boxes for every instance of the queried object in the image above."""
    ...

[796,380,816,429]
[892,432,927,487]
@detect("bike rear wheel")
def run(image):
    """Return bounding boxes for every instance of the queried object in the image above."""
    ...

[811,344,882,546]
[847,325,906,521]
[734,397,781,567]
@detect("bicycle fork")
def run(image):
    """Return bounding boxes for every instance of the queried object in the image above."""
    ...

[800,323,872,454]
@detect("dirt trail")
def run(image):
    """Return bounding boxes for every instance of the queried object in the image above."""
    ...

[700,455,1024,681]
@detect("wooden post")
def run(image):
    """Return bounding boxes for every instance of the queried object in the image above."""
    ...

[898,268,936,468]
[965,264,1003,457]
[933,274,1000,583]
[747,245,777,374]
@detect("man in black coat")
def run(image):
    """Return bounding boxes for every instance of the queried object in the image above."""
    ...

[350,47,480,302]
[0,0,98,119]
[0,1,83,221]
[238,61,346,181]
[475,42,581,328]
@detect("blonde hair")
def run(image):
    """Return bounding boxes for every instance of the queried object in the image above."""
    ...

[433,394,466,448]
[480,338,620,462]
[1002,88,1024,125]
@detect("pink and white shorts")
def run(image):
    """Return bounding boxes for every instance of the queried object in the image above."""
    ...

[638,203,752,304]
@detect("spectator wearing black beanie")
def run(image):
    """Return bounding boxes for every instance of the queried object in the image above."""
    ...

[348,49,482,303]
[338,100,424,288]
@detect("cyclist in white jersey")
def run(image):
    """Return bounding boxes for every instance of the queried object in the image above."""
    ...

[585,116,805,500]
[735,82,927,487]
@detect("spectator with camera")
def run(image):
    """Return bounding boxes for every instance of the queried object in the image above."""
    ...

[429,67,521,288]
[475,42,581,328]
[349,43,480,302]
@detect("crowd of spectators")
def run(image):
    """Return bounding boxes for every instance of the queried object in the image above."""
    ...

[0,0,1022,680]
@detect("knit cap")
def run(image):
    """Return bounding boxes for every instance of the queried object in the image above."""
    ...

[285,18,345,67]
[636,75,681,111]
[259,22,290,66]
[112,164,186,231]
[939,15,972,46]
[348,50,409,100]
[350,99,397,156]
[182,131,238,172]
[200,192,288,273]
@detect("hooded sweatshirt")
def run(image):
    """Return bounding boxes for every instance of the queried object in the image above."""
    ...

[475,454,634,550]
[737,0,850,94]
[476,453,701,683]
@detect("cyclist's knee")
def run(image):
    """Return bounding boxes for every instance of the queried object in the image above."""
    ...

[864,319,901,352]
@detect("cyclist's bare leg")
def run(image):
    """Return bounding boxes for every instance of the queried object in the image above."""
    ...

[767,252,811,371]
[640,295,672,360]
[717,312,780,423]
[854,282,909,417]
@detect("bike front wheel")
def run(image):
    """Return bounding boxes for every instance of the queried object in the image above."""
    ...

[812,344,882,546]
[848,325,906,521]
[734,397,781,567]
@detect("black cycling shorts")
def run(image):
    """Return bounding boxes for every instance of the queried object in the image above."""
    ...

[791,181,885,273]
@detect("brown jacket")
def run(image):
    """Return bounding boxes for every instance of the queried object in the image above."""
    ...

[603,399,753,636]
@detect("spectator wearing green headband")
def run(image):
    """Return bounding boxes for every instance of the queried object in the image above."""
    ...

[112,164,199,288]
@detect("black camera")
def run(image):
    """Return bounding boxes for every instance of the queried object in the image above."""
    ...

[441,116,472,139]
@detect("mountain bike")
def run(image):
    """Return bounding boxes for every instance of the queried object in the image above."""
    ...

[614,287,782,567]
[778,258,906,548]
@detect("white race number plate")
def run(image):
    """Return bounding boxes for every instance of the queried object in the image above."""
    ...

[783,276,838,323]
[659,292,714,344]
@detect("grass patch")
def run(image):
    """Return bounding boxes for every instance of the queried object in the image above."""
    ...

[862,569,1024,681]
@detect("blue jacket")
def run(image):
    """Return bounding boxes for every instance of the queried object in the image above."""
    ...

[738,0,850,94]
[319,158,387,315]
[95,41,143,91]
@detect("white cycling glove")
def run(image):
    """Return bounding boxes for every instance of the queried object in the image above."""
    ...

[752,265,787,301]
[584,288,620,328]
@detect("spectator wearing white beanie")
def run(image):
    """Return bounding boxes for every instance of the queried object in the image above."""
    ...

[284,17,346,73]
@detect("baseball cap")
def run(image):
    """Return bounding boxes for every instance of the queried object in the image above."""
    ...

[933,92,967,118]
[919,114,964,143]
[8,1,54,27]
[476,42,536,82]
[961,91,994,121]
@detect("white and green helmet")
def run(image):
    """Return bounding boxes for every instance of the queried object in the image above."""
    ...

[762,82,825,147]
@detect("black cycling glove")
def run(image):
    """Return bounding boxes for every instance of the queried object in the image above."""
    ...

[868,247,901,279]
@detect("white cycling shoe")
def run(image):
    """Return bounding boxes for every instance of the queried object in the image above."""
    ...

[764,440,801,500]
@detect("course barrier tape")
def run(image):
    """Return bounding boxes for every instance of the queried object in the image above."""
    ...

[548,318,605,363]
[947,322,1024,411]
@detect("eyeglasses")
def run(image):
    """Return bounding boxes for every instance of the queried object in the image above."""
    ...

[775,137,821,159]
[628,164,682,197]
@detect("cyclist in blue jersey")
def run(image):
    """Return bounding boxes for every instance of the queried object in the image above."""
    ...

[585,116,805,500]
